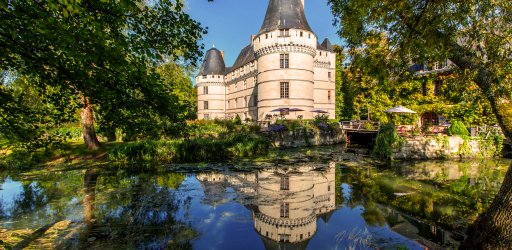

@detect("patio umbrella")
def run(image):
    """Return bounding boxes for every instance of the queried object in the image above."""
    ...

[385,106,418,126]
[288,108,304,119]
[311,109,329,114]
[384,106,417,114]
[270,108,289,112]
[288,108,304,112]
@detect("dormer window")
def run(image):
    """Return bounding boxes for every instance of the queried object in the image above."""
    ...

[278,29,290,37]
[202,75,207,79]
[300,31,303,37]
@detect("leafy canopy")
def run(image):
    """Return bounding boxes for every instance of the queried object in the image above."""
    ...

[0,0,207,146]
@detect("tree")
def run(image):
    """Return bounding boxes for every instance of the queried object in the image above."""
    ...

[0,0,206,149]
[328,0,512,248]
[156,62,198,121]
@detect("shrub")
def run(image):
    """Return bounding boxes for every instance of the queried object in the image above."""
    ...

[448,121,469,137]
[269,124,286,132]
[108,132,271,163]
[55,125,82,139]
[233,114,242,125]
[372,123,403,160]
[281,120,302,131]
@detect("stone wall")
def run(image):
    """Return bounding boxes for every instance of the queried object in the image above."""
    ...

[268,128,345,148]
[394,135,499,160]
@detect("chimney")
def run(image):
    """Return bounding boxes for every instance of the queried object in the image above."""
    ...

[220,50,225,59]
[251,35,256,45]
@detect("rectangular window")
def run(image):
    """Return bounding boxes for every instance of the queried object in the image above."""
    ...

[328,71,332,79]
[280,176,289,190]
[434,80,441,96]
[422,82,427,96]
[244,96,247,107]
[280,203,289,218]
[300,31,303,37]
[204,101,209,110]
[203,86,208,95]
[202,75,207,79]
[280,54,289,68]
[328,91,331,102]
[280,82,289,99]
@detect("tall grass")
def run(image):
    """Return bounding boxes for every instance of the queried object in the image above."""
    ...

[108,132,271,163]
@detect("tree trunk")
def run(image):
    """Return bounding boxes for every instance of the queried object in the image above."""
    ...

[80,96,101,150]
[460,162,512,249]
[449,47,512,249]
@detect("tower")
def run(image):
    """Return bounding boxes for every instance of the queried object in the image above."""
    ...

[196,48,226,120]
[253,0,318,120]
[195,0,336,121]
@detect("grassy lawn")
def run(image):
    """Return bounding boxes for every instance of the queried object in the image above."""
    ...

[0,140,124,170]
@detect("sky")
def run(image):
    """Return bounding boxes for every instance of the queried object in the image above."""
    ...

[185,0,342,68]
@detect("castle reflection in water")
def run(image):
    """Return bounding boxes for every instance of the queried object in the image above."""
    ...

[196,162,336,246]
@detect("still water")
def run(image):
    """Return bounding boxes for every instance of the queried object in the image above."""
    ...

[0,147,510,249]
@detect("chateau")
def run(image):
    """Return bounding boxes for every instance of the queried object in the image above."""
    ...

[196,0,336,121]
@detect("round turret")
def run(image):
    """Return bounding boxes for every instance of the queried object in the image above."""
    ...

[196,48,227,120]
[253,0,317,120]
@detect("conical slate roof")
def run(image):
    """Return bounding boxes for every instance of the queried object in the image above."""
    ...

[259,0,312,34]
[321,38,334,52]
[197,48,226,76]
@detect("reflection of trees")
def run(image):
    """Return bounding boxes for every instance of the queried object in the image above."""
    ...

[361,203,386,227]
[0,168,196,249]
[338,161,510,231]
[87,171,196,249]
[3,171,83,221]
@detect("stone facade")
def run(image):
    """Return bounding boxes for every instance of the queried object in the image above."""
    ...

[196,0,336,121]
[394,136,499,160]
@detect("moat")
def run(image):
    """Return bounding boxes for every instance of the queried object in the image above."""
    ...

[0,146,510,249]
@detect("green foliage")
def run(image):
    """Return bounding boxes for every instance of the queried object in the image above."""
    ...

[448,121,469,136]
[54,124,82,140]
[156,62,198,120]
[328,0,512,141]
[108,132,271,163]
[233,114,242,125]
[457,138,472,157]
[372,124,403,160]
[1,0,207,147]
